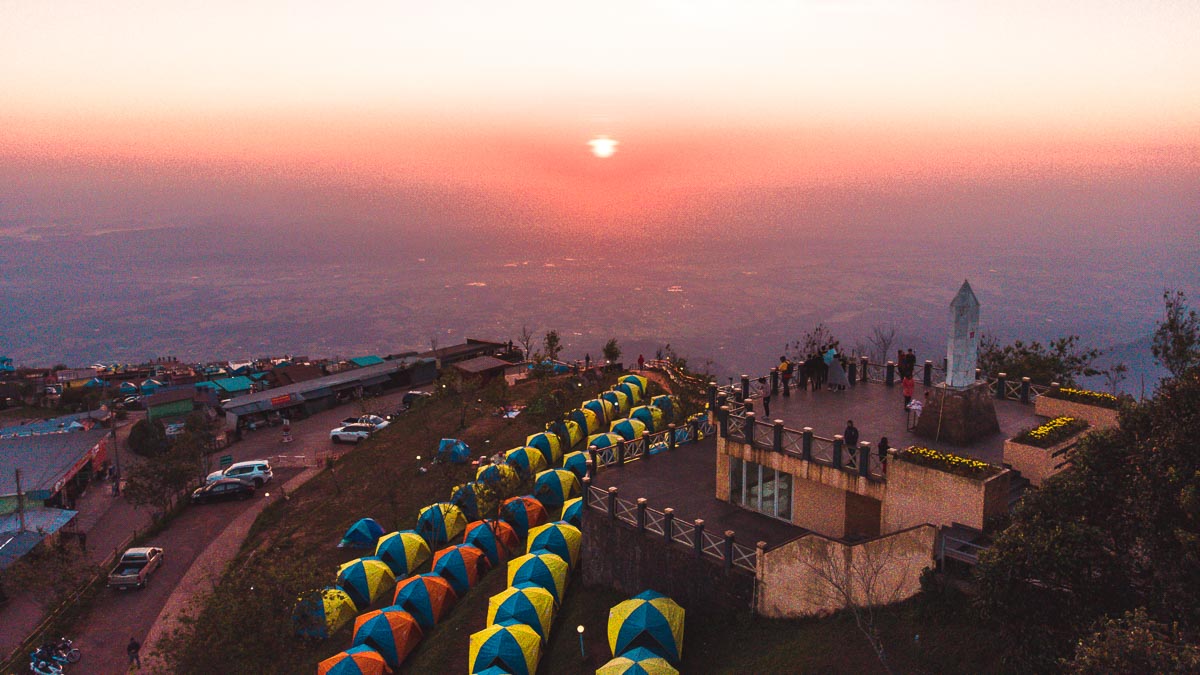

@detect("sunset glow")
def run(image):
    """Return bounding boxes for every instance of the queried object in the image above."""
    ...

[588,137,619,159]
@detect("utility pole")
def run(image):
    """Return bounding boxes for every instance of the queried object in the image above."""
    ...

[14,468,26,531]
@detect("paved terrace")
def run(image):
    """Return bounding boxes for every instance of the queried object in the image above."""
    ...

[732,379,1041,466]
[589,436,806,548]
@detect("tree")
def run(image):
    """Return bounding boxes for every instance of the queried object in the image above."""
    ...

[977,334,1102,385]
[1,540,101,606]
[122,450,196,517]
[543,330,562,361]
[866,324,897,364]
[1066,609,1200,674]
[127,419,168,456]
[786,323,840,360]
[602,338,621,364]
[516,324,536,360]
[1152,290,1200,378]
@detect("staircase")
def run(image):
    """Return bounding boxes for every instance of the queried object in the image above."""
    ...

[1005,467,1031,510]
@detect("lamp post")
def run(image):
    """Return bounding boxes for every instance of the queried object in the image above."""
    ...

[577,624,586,660]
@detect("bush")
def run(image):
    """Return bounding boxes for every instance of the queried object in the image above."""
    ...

[1013,416,1090,448]
[1044,387,1121,410]
[899,446,1000,479]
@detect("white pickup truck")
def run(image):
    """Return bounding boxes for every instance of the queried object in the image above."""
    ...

[107,547,164,590]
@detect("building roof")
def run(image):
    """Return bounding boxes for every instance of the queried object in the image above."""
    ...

[0,507,78,569]
[453,356,512,375]
[349,355,385,367]
[145,388,195,407]
[0,429,109,497]
[419,339,508,364]
[0,410,107,439]
[223,358,431,416]
[268,364,325,386]
[213,376,255,393]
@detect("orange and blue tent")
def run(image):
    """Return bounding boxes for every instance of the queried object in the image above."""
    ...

[351,607,423,670]
[614,381,643,405]
[560,497,583,528]
[499,496,548,539]
[432,543,489,597]
[610,418,647,441]
[292,586,357,638]
[339,518,385,549]
[468,623,542,675]
[587,432,623,450]
[317,644,389,675]
[507,552,568,603]
[505,446,548,477]
[391,574,457,629]
[487,585,556,641]
[533,469,580,509]
[582,398,617,425]
[608,590,685,664]
[416,502,467,548]
[629,406,665,433]
[525,432,562,467]
[597,647,680,675]
[464,519,520,567]
[600,390,631,415]
[561,451,588,480]
[527,521,582,569]
[569,407,601,436]
[336,557,396,610]
[375,530,431,578]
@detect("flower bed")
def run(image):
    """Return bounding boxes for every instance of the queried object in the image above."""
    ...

[1043,386,1120,410]
[899,446,1000,480]
[1012,416,1089,448]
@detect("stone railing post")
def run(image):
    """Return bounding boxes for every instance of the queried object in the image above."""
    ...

[848,359,857,385]
[744,412,756,446]
[740,375,750,400]
[663,508,674,542]
[693,519,705,558]
[773,420,784,454]
[581,476,591,506]
[588,446,599,473]
[860,355,869,382]
[636,498,647,533]
[1020,377,1032,404]
[616,439,626,466]
[923,360,933,387]
[667,423,677,451]
[770,370,779,395]
[859,441,872,477]
[996,372,1007,399]
[1050,381,1061,395]
[976,367,983,381]
[802,427,813,461]
[607,487,618,520]
[718,406,730,438]
[716,392,728,409]
[743,399,754,416]
[724,530,736,570]
[886,361,895,386]
[833,434,844,469]
[707,382,717,411]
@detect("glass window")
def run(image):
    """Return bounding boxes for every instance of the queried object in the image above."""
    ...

[777,472,792,521]
[744,461,762,509]
[729,457,743,504]
[760,467,776,517]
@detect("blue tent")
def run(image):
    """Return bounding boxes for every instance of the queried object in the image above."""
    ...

[83,377,106,389]
[437,438,472,464]
[340,518,386,549]
[119,381,140,395]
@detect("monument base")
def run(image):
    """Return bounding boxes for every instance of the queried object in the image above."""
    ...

[914,382,1000,446]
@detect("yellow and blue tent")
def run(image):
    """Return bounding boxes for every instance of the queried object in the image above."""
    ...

[527,521,582,569]
[600,390,631,416]
[629,406,665,433]
[351,607,422,670]
[477,462,519,490]
[464,519,520,567]
[499,496,548,539]
[525,432,562,467]
[650,395,677,424]
[375,530,431,578]
[562,419,585,449]
[339,518,385,549]
[416,502,467,548]
[597,647,680,675]
[610,418,647,442]
[292,586,357,638]
[432,543,489,597]
[336,557,396,610]
[568,407,601,436]
[583,398,617,425]
[587,432,623,450]
[392,574,457,629]
[317,644,389,675]
[450,482,487,521]
[533,469,580,510]
[561,451,588,480]
[560,497,583,528]
[507,552,569,603]
[608,590,685,664]
[614,381,643,406]
[620,374,649,391]
[487,585,556,642]
[469,623,542,675]
[505,446,548,477]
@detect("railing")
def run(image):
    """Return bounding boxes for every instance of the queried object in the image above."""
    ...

[940,534,988,566]
[589,415,712,471]
[586,488,757,573]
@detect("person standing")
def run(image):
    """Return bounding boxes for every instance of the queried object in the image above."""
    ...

[843,420,859,456]
[877,437,890,472]
[826,347,849,391]
[902,375,915,410]
[637,354,645,371]
[905,348,917,378]
[127,637,141,669]
[585,353,591,369]
[778,356,792,396]
[756,376,771,417]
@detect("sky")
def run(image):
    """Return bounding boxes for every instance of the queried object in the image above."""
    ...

[2,0,1198,226]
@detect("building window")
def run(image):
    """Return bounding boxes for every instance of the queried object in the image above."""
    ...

[729,458,792,523]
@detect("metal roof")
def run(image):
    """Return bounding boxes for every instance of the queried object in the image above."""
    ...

[0,429,109,497]
[0,507,79,569]
[223,359,429,415]
[453,356,511,374]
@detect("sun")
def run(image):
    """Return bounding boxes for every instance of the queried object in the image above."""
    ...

[588,135,618,158]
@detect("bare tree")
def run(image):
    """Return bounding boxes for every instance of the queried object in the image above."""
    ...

[866,324,897,365]
[786,323,840,360]
[1103,363,1129,395]
[517,324,536,361]
[428,332,440,355]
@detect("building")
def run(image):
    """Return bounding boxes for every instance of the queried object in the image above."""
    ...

[0,506,79,570]
[264,364,326,388]
[0,428,111,514]
[420,338,518,367]
[145,388,197,423]
[452,356,516,385]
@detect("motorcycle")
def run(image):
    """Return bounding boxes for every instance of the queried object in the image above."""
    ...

[50,638,81,664]
[28,652,62,674]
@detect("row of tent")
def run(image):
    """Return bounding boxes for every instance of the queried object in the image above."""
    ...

[599,591,686,673]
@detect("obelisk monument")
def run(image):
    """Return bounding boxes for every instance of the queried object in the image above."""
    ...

[915,280,1000,444]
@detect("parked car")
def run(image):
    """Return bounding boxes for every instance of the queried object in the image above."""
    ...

[402,391,431,410]
[191,478,256,504]
[206,460,273,487]
[330,423,373,444]
[107,547,164,590]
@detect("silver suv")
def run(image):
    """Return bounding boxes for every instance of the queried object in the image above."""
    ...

[206,460,273,487]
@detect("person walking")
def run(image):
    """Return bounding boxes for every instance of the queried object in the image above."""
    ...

[902,375,915,410]
[756,376,771,417]
[127,637,141,669]
[844,420,860,460]
[778,356,792,396]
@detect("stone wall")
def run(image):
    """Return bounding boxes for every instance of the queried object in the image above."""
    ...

[1034,396,1119,430]
[1003,436,1075,487]
[756,525,937,618]
[580,506,755,616]
[881,453,1009,532]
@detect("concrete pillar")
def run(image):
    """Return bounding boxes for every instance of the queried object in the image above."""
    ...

[717,392,728,409]
[802,427,813,461]
[860,355,869,382]
[588,447,599,474]
[924,360,933,387]
[607,487,618,520]
[585,458,595,481]
[693,519,705,558]
[744,400,754,416]
[773,420,784,454]
[833,434,844,469]
[707,382,717,411]
[859,441,872,477]
[582,476,591,506]
[740,375,750,400]
[848,359,857,385]
[724,530,736,570]
[718,406,730,437]
[770,370,779,395]
[1020,377,1031,404]
[667,423,677,451]
[976,368,982,381]
[616,439,626,466]
[886,361,896,386]
[744,412,756,446]
[663,508,674,542]
[636,498,647,533]
[996,372,1007,399]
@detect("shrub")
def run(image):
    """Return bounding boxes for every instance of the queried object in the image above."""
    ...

[899,446,1000,479]
[1013,416,1090,448]
[1044,387,1120,410]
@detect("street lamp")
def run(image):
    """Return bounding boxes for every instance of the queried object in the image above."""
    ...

[577,624,586,660]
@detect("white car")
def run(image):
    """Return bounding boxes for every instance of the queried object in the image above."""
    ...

[330,424,373,444]
[206,460,273,487]
[339,414,389,430]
